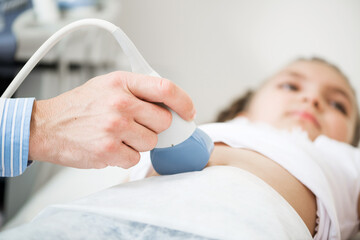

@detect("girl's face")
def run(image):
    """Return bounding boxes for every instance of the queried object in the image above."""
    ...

[243,61,358,143]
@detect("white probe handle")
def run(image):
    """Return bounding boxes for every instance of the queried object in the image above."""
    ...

[111,29,196,148]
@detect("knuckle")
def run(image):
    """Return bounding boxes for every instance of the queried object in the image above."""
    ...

[103,117,119,132]
[158,78,175,98]
[104,119,116,132]
[106,71,127,88]
[103,116,130,132]
[103,139,118,152]
[117,117,131,129]
[110,95,132,111]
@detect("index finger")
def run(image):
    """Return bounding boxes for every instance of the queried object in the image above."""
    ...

[121,71,196,121]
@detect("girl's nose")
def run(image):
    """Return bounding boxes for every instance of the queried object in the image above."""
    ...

[302,93,322,110]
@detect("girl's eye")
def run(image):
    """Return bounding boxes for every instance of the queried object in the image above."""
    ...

[280,83,299,91]
[330,101,347,115]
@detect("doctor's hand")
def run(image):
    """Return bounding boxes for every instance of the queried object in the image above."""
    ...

[28,71,195,169]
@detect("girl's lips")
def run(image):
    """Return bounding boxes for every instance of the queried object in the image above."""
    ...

[291,111,321,129]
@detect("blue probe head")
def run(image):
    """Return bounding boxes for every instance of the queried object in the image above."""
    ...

[150,128,214,175]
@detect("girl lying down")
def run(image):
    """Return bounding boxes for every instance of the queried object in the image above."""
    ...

[144,57,360,240]
[1,58,359,240]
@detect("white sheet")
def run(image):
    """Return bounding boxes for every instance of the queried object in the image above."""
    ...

[1,166,312,239]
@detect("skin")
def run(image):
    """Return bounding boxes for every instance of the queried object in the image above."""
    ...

[243,60,358,144]
[147,60,359,235]
[29,71,195,169]
[240,60,359,234]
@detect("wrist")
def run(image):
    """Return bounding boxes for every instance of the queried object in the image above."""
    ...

[29,100,51,162]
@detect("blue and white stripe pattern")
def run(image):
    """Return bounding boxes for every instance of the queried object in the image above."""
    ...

[0,98,35,177]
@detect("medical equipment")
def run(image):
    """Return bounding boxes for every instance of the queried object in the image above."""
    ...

[32,0,60,23]
[0,0,32,63]
[1,18,213,175]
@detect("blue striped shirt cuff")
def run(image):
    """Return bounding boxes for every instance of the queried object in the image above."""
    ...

[0,98,35,177]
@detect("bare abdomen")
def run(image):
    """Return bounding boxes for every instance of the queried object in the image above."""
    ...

[147,143,317,236]
[207,143,317,236]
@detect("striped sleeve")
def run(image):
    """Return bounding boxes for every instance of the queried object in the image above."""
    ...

[0,98,35,177]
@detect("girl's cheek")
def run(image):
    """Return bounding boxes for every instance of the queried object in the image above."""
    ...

[326,117,350,142]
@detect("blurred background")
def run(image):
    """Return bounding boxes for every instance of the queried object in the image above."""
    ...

[0,0,359,234]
